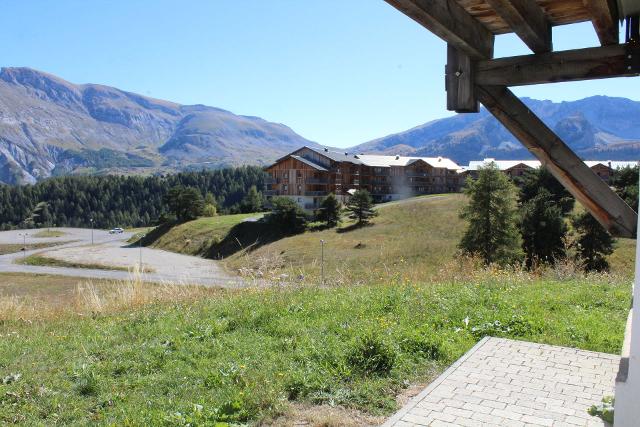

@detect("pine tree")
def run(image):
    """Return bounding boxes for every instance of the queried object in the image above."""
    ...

[518,167,574,215]
[316,193,341,227]
[572,212,615,271]
[346,190,377,225]
[520,188,567,267]
[459,163,522,265]
[240,185,263,213]
[611,165,639,213]
[267,197,308,234]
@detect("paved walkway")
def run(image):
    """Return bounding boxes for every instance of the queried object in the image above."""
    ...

[383,337,618,427]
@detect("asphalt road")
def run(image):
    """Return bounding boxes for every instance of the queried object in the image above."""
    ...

[0,228,245,288]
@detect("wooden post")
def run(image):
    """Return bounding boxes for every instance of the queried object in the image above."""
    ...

[446,45,478,112]
[477,85,637,237]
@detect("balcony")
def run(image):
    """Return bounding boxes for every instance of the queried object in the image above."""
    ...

[305,191,327,196]
[306,178,329,184]
[405,172,429,177]
[265,176,277,184]
[264,190,278,196]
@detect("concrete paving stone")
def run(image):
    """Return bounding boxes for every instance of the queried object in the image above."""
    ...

[491,408,523,421]
[382,338,616,427]
[521,414,554,426]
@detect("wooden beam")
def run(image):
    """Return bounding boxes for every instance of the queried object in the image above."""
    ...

[583,0,619,45]
[384,0,494,59]
[476,44,640,86]
[446,45,479,112]
[477,85,637,237]
[485,0,551,53]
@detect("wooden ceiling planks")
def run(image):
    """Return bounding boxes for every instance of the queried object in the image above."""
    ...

[456,0,593,34]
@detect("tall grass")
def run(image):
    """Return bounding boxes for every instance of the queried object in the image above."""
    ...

[0,267,219,321]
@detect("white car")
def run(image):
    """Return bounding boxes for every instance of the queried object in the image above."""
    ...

[109,227,124,234]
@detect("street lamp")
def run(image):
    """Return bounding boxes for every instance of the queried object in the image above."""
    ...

[18,232,28,260]
[320,239,325,286]
[139,234,146,272]
[90,218,94,245]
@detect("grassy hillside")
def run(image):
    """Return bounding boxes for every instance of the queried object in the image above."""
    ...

[226,195,466,283]
[144,194,635,283]
[145,213,261,256]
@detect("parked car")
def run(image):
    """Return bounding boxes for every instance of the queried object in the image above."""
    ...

[109,227,124,234]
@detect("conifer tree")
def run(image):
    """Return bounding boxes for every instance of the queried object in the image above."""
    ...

[241,185,263,213]
[345,190,377,225]
[459,163,521,265]
[520,189,567,267]
[572,212,615,271]
[316,193,341,227]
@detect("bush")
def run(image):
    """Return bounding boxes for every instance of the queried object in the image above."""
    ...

[347,332,396,376]
[399,332,442,360]
[203,203,217,217]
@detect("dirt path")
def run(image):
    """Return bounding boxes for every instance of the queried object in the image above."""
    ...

[0,228,245,287]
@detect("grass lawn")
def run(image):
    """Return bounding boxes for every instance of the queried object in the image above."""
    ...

[0,195,635,425]
[0,241,76,255]
[0,273,630,425]
[0,273,118,308]
[147,213,262,256]
[16,254,130,272]
[32,229,67,238]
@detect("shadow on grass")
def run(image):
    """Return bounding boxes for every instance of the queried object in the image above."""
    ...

[125,222,176,248]
[336,222,373,234]
[204,220,289,259]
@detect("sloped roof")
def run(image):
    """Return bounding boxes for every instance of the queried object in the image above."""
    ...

[465,159,542,171]
[584,160,639,169]
[355,154,461,170]
[464,159,639,172]
[290,155,328,171]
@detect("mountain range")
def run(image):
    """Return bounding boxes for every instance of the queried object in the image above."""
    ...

[0,67,638,185]
[353,96,640,163]
[0,67,315,184]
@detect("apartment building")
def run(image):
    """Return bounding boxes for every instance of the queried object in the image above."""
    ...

[264,146,463,210]
[463,158,638,183]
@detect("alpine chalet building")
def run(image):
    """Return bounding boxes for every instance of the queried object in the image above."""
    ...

[264,146,462,210]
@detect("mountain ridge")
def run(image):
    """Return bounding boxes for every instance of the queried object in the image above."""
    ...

[350,95,640,164]
[0,67,316,184]
[0,67,638,185]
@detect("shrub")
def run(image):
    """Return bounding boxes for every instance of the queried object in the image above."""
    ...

[399,332,442,360]
[202,203,217,217]
[347,332,396,376]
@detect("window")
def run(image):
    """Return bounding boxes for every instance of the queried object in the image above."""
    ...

[283,172,288,178]
[283,185,288,191]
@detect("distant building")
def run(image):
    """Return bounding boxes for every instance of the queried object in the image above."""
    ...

[264,146,463,210]
[462,158,638,184]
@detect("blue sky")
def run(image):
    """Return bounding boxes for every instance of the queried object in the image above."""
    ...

[1,0,636,148]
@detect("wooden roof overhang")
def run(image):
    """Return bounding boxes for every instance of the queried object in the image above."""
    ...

[384,0,639,237]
